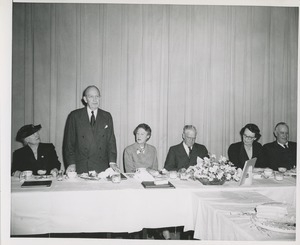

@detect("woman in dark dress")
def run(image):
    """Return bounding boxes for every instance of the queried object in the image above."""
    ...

[228,123,263,169]
[12,124,61,177]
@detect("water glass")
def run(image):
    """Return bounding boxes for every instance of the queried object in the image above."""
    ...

[57,170,64,181]
[111,173,121,183]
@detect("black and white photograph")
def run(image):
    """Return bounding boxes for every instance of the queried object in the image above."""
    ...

[1,0,299,245]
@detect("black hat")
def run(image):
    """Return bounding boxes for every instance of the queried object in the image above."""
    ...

[16,124,42,142]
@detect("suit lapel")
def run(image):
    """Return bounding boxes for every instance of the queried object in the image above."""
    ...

[91,109,105,139]
[239,143,249,161]
[25,145,36,162]
[79,108,95,144]
[180,142,189,158]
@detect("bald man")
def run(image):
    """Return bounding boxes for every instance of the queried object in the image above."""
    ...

[262,122,296,170]
[63,85,118,174]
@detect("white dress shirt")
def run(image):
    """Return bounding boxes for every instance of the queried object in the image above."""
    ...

[87,107,98,122]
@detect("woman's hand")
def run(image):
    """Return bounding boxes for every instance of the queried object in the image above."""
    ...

[37,169,47,175]
[13,170,22,178]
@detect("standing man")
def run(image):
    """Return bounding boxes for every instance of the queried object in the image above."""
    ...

[164,125,209,171]
[63,85,118,174]
[262,122,297,170]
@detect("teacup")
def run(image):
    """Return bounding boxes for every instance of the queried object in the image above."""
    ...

[169,171,178,179]
[136,168,147,174]
[111,173,121,183]
[275,172,284,181]
[278,167,287,173]
[23,170,33,180]
[263,168,273,177]
[67,171,77,179]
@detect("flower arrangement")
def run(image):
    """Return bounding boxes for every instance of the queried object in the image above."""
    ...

[187,154,242,185]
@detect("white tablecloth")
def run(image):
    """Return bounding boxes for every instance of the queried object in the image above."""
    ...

[11,174,296,240]
[191,191,296,241]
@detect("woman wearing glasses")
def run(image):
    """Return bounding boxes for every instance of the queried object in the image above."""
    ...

[227,123,263,169]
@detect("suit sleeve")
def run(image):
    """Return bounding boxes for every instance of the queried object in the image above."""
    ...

[152,147,158,171]
[253,143,264,168]
[63,112,77,167]
[202,145,209,158]
[123,148,135,173]
[11,151,21,175]
[106,113,117,163]
[261,144,270,168]
[228,144,239,168]
[48,144,61,170]
[164,147,176,171]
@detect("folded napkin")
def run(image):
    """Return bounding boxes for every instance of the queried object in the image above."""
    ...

[98,168,117,179]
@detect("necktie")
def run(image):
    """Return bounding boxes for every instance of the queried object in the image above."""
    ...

[90,111,96,127]
[188,147,192,156]
[284,144,288,149]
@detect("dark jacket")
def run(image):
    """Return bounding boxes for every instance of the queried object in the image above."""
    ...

[164,142,208,171]
[262,141,296,170]
[227,141,263,169]
[11,143,61,175]
[63,107,117,174]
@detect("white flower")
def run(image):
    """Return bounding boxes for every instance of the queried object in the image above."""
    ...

[193,154,239,183]
[237,168,243,177]
[212,165,219,173]
[219,155,227,163]
[204,157,210,162]
[226,173,231,180]
[216,172,224,180]
[197,157,204,167]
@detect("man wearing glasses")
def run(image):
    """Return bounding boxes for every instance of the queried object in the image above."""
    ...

[262,122,297,170]
[164,125,208,171]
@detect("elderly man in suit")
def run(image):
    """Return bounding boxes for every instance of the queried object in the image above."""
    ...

[164,125,209,171]
[262,122,296,170]
[63,85,118,174]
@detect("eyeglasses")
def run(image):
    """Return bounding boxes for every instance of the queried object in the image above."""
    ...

[185,136,196,140]
[243,134,255,140]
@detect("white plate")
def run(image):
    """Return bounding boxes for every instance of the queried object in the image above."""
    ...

[284,170,297,176]
[260,172,274,179]
[251,214,296,234]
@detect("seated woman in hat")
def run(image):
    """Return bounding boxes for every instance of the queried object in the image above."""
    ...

[11,124,61,177]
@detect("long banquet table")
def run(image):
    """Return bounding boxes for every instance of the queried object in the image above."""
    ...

[11,174,296,241]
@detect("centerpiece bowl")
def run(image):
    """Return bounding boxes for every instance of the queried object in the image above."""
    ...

[188,154,242,185]
[198,177,226,185]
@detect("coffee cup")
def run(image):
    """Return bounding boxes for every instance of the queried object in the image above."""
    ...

[278,167,287,173]
[275,172,284,181]
[111,173,121,183]
[169,171,178,179]
[23,170,33,180]
[264,168,273,177]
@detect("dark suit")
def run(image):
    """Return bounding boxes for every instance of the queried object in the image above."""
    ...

[63,107,117,174]
[11,143,61,175]
[262,141,297,170]
[164,142,208,171]
[227,141,263,169]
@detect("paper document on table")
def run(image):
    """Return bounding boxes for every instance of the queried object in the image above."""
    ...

[239,158,257,186]
[134,171,155,181]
